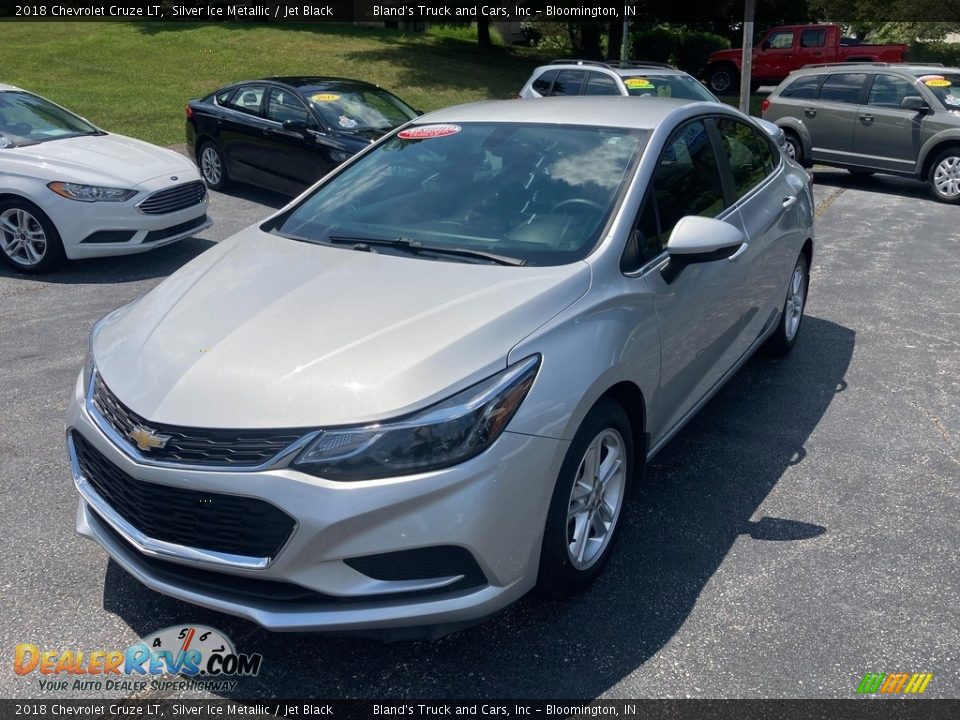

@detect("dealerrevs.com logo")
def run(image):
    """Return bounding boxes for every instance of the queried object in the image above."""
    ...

[13,625,262,693]
[856,672,933,695]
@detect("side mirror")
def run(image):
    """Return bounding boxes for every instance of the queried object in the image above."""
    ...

[662,216,747,281]
[282,119,308,134]
[901,96,931,113]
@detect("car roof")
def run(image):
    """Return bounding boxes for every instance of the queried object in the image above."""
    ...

[537,62,690,78]
[0,83,23,92]
[420,96,718,129]
[261,76,382,92]
[789,63,960,77]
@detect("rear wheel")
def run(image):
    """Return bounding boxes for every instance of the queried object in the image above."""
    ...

[0,199,64,274]
[762,252,809,357]
[707,65,739,95]
[784,130,804,166]
[928,147,960,204]
[538,399,634,597]
[198,141,229,191]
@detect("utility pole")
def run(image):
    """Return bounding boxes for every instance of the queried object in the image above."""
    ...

[620,11,631,62]
[739,0,755,114]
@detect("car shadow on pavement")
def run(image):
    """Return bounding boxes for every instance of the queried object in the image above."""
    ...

[0,237,216,285]
[101,315,854,699]
[812,168,933,203]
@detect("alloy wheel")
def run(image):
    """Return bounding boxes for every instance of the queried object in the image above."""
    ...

[933,155,960,198]
[200,146,222,186]
[0,207,47,267]
[565,428,627,571]
[784,261,807,342]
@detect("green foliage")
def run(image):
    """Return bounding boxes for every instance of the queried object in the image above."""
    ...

[907,41,960,66]
[630,26,730,72]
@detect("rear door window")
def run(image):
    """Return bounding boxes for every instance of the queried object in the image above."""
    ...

[817,73,867,104]
[532,70,558,96]
[715,118,775,199]
[550,70,586,96]
[223,84,267,116]
[585,72,621,96]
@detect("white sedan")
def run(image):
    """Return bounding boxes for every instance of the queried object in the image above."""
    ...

[0,84,210,273]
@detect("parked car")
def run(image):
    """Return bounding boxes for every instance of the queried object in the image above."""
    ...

[704,24,909,94]
[518,59,791,155]
[69,97,813,635]
[763,64,960,203]
[0,84,209,273]
[186,77,420,195]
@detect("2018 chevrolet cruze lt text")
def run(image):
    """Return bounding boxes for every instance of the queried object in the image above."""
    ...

[67,97,814,635]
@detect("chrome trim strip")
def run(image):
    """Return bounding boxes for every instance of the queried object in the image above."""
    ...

[84,369,320,473]
[135,182,207,216]
[67,434,273,570]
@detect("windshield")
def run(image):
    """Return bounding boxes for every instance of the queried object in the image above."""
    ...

[914,72,960,109]
[270,122,647,266]
[623,74,716,102]
[0,91,99,146]
[307,88,418,132]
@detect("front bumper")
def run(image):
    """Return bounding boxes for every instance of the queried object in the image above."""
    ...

[44,175,211,260]
[66,373,566,633]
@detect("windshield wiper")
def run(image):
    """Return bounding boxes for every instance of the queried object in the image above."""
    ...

[327,235,526,266]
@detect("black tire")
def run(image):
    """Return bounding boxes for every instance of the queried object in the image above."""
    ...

[198,141,229,191]
[538,399,635,598]
[707,65,739,95]
[0,198,65,274]
[784,130,805,167]
[762,252,809,358]
[848,168,875,176]
[926,147,960,204]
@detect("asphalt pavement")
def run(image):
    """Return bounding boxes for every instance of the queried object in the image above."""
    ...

[0,169,957,700]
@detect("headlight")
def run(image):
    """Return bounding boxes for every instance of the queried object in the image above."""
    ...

[292,355,541,481]
[48,182,136,203]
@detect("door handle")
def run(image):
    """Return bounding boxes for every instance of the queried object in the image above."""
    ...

[782,195,798,209]
[262,128,275,136]
[859,114,874,123]
[728,243,750,262]
[804,107,817,118]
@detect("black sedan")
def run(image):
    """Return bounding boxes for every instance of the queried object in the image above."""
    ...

[185,77,420,195]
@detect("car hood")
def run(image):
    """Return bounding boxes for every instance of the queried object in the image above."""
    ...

[3,133,197,187]
[93,228,590,429]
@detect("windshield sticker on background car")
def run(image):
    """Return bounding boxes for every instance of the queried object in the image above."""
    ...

[311,93,341,102]
[919,75,951,87]
[338,116,358,128]
[625,78,655,89]
[397,124,462,140]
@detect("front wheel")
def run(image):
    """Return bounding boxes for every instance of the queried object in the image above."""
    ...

[928,147,960,204]
[762,252,809,357]
[0,199,65,274]
[784,130,805,167]
[538,400,634,598]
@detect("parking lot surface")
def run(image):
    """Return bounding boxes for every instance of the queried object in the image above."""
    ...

[1,170,957,699]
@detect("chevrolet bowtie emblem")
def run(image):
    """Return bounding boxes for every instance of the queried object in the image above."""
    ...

[128,425,171,452]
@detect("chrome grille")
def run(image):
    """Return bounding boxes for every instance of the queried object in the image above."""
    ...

[137,181,206,215]
[91,373,306,467]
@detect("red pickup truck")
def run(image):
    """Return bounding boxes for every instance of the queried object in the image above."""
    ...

[703,24,908,94]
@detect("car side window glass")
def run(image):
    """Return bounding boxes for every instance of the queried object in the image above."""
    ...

[214,89,235,106]
[801,29,826,47]
[622,192,662,273]
[867,74,914,109]
[653,120,726,240]
[532,69,559,95]
[223,85,267,116]
[781,75,824,99]
[817,73,867,104]
[266,89,310,125]
[767,31,795,49]
[715,118,771,199]
[584,73,621,96]
[550,70,585,96]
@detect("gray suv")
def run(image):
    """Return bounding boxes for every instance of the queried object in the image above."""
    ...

[763,63,960,203]
[518,60,719,102]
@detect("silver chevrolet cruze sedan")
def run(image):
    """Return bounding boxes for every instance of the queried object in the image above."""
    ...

[66,97,814,635]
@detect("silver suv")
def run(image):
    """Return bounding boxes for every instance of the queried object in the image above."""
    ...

[763,63,960,203]
[518,60,719,102]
